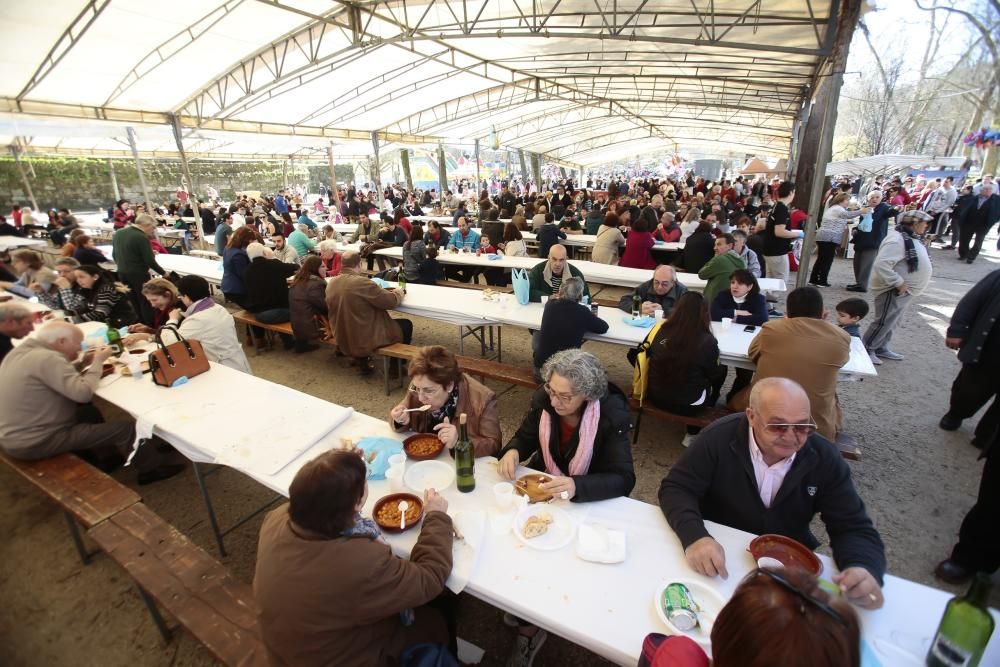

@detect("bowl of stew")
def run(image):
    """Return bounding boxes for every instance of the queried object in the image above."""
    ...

[372,493,423,533]
[403,434,445,461]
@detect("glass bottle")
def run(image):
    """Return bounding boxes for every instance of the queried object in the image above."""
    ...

[927,572,995,667]
[106,326,125,356]
[632,293,641,318]
[454,413,475,493]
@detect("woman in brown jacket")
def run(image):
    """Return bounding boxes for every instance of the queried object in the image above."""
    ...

[390,345,502,456]
[288,256,328,353]
[254,450,454,667]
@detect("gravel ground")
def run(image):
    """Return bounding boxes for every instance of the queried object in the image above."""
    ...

[2,235,999,666]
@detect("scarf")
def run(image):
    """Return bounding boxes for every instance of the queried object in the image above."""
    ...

[898,226,919,273]
[339,514,383,541]
[428,385,459,429]
[538,399,601,476]
[184,297,215,318]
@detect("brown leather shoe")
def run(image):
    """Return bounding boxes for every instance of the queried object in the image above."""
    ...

[934,558,974,586]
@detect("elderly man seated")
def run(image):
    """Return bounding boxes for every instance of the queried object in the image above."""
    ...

[729,286,850,441]
[659,377,886,610]
[617,264,687,316]
[0,302,35,363]
[0,321,182,484]
[527,244,590,303]
[326,251,412,375]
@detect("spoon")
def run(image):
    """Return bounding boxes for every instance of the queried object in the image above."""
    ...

[403,404,432,413]
[398,500,409,530]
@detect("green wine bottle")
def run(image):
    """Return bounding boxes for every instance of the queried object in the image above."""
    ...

[106,326,125,356]
[927,572,995,667]
[454,413,475,493]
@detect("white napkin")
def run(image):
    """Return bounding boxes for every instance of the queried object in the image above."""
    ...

[576,523,626,564]
[124,415,156,467]
[446,510,486,594]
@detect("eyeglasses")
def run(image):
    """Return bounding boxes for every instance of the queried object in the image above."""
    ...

[544,382,579,404]
[762,422,817,436]
[408,384,441,397]
[652,280,674,288]
[752,568,849,629]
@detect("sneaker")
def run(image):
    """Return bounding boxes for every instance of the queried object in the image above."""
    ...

[875,348,904,361]
[768,308,783,318]
[507,629,548,667]
[137,463,185,486]
[845,285,867,293]
[939,413,962,431]
[502,612,519,628]
[867,351,882,366]
[681,434,695,448]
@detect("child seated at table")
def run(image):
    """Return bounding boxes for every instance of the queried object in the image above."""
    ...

[417,244,445,285]
[835,297,868,338]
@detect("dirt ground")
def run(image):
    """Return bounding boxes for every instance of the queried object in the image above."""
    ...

[2,235,999,666]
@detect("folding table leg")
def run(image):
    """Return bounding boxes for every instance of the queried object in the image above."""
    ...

[497,327,503,363]
[246,324,259,357]
[192,462,227,557]
[63,511,90,565]
[137,586,172,643]
[632,407,643,444]
[383,357,391,395]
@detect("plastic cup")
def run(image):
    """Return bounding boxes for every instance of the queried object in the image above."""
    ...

[385,465,405,492]
[721,317,732,331]
[513,493,529,511]
[388,453,406,468]
[654,307,665,320]
[493,482,514,508]
[541,296,549,305]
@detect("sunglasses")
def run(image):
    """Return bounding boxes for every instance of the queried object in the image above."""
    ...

[752,568,849,629]
[762,422,817,436]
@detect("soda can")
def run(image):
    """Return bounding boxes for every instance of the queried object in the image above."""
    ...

[662,583,699,631]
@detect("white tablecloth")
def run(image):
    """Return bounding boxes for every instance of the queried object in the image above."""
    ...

[374,247,786,292]
[0,237,48,251]
[156,254,224,284]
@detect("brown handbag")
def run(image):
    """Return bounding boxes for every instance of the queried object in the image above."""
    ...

[148,325,211,386]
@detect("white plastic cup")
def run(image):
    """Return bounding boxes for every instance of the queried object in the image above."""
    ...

[493,482,514,508]
[654,307,664,320]
[126,356,142,378]
[513,493,529,511]
[541,296,549,305]
[385,465,405,492]
[388,453,406,468]
[721,317,732,331]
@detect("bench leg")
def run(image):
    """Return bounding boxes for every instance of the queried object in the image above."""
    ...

[245,324,259,357]
[63,511,91,565]
[632,407,644,444]
[192,462,227,558]
[137,586,172,643]
[497,326,503,363]
[383,357,391,396]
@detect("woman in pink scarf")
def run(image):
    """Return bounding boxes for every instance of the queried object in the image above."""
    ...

[496,348,635,664]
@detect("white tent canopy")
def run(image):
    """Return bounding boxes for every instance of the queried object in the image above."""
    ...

[0,0,841,166]
[825,154,968,177]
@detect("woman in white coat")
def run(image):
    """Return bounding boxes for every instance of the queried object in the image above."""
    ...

[125,275,252,374]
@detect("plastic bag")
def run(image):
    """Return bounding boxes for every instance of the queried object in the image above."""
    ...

[857,212,873,233]
[623,315,655,328]
[357,437,404,480]
[511,268,530,305]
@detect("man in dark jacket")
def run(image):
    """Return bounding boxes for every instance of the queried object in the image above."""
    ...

[533,277,608,371]
[527,244,590,303]
[955,183,1000,263]
[244,242,298,347]
[939,269,1000,447]
[659,377,886,610]
[617,265,688,315]
[111,214,167,325]
[847,190,897,292]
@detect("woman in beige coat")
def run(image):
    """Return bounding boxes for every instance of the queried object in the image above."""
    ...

[254,450,454,666]
[591,212,627,265]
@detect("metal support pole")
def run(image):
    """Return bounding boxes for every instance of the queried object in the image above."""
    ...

[437,144,448,200]
[400,148,413,191]
[519,149,529,190]
[125,127,151,206]
[289,154,296,188]
[531,153,542,193]
[192,462,227,557]
[327,142,340,206]
[63,511,90,565]
[474,139,481,196]
[9,144,39,212]
[170,113,206,248]
[370,131,383,206]
[108,158,120,200]
[281,160,288,191]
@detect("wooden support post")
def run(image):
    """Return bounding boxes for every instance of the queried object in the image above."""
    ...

[437,144,448,200]
[531,153,542,193]
[370,131,382,206]
[327,142,341,207]
[400,148,413,191]
[125,127,152,206]
[474,139,481,196]
[10,145,39,212]
[108,158,120,201]
[170,114,206,248]
[519,150,529,190]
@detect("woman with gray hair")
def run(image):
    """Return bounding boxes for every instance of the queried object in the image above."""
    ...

[531,276,608,372]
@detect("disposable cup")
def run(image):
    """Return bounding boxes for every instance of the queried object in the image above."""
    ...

[541,296,549,305]
[721,317,732,331]
[385,465,405,492]
[388,454,406,468]
[493,482,514,508]
[654,307,665,320]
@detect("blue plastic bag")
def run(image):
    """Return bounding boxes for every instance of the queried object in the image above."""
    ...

[370,277,391,289]
[511,268,530,305]
[858,212,873,233]
[357,437,404,480]
[623,315,655,328]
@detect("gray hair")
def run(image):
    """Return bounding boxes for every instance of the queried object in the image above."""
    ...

[318,239,338,254]
[559,276,585,303]
[0,302,32,323]
[541,349,608,401]
[35,320,79,345]
[731,229,748,242]
[54,257,80,269]
[246,242,267,260]
[296,223,309,232]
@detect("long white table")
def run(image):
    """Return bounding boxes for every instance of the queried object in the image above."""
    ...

[156,254,224,285]
[374,247,787,292]
[84,345,989,665]
[388,282,875,376]
[0,236,48,251]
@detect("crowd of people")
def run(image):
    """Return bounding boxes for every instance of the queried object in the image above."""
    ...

[0,165,997,667]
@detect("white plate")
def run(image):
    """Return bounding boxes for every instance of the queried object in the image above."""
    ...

[404,460,455,492]
[652,579,725,650]
[512,505,575,551]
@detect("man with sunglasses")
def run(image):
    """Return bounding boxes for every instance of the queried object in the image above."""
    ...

[660,377,886,610]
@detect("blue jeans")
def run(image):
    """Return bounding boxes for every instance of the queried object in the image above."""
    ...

[253,308,293,346]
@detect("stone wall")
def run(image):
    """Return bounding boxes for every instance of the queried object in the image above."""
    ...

[0,157,355,211]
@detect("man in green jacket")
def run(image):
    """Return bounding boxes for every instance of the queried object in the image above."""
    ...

[698,233,746,303]
[112,214,167,325]
[527,244,590,302]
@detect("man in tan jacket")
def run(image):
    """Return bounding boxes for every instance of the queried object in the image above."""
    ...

[325,251,413,374]
[729,286,850,440]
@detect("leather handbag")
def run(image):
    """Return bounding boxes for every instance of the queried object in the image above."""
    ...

[148,325,210,387]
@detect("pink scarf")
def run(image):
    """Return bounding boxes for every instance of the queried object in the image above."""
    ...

[538,400,601,476]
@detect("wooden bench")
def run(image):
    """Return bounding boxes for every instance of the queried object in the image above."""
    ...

[629,398,862,461]
[232,310,338,355]
[376,342,538,395]
[190,249,220,260]
[88,502,265,666]
[0,451,140,564]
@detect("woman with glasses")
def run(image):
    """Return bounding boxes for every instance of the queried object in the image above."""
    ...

[496,348,635,666]
[644,292,726,447]
[389,345,501,456]
[639,567,860,667]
